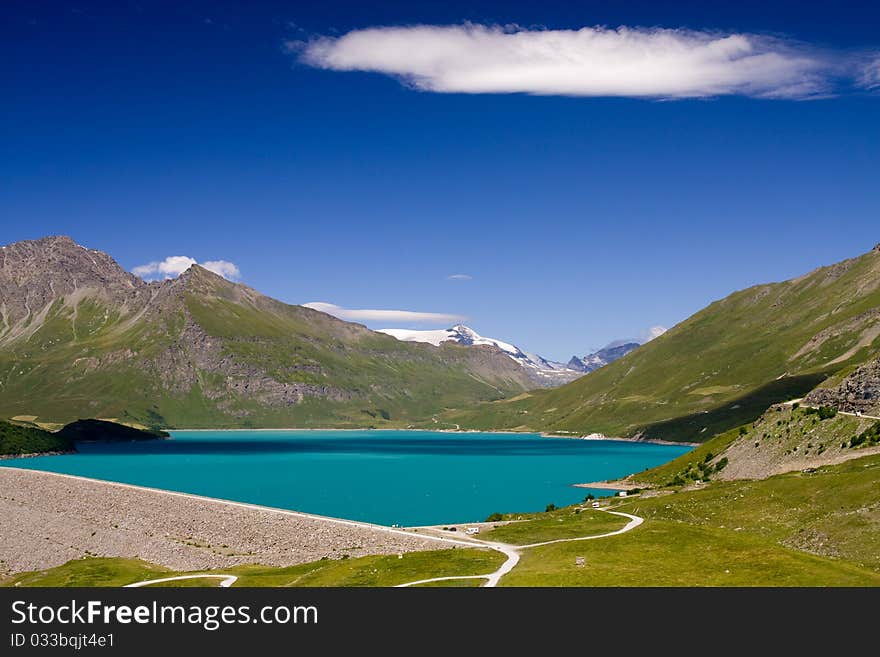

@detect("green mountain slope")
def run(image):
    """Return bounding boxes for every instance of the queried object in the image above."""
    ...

[0,236,531,428]
[444,245,880,442]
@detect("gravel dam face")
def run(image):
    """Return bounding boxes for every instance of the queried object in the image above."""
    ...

[0,468,451,575]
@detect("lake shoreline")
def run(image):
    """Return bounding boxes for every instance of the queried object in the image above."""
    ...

[168,426,699,448]
[0,449,76,460]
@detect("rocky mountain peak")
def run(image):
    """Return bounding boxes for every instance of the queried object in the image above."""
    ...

[0,235,145,328]
[873,243,880,253]
[0,235,141,289]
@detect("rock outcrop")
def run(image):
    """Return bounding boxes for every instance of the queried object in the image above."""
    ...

[805,358,880,415]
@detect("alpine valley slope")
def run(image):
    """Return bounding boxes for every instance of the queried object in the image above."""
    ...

[0,236,532,428]
[443,244,880,443]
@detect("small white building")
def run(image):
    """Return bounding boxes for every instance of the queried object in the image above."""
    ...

[618,491,628,497]
[591,501,601,508]
[465,527,480,535]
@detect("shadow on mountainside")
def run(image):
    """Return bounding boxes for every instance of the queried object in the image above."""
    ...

[638,372,831,443]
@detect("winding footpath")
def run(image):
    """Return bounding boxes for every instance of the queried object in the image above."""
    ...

[125,574,238,588]
[123,509,644,589]
[785,399,880,421]
[396,510,643,588]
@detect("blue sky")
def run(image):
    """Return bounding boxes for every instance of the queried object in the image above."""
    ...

[2,1,878,360]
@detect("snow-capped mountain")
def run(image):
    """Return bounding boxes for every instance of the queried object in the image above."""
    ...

[378,325,582,386]
[567,342,641,373]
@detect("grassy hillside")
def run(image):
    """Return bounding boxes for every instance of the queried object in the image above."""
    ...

[0,239,532,428]
[0,420,72,456]
[622,453,880,571]
[444,246,880,442]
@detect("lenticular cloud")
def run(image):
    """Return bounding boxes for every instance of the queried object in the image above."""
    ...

[295,24,834,100]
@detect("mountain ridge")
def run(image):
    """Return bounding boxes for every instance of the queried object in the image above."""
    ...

[0,236,532,428]
[378,324,583,386]
[378,325,642,386]
[567,342,641,373]
[440,245,880,442]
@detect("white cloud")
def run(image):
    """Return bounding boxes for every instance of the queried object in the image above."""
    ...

[133,256,240,281]
[132,256,197,279]
[859,56,880,89]
[295,24,840,99]
[303,302,466,324]
[446,273,473,280]
[643,325,668,342]
[202,260,241,280]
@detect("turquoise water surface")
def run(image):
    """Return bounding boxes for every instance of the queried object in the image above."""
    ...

[1,430,690,526]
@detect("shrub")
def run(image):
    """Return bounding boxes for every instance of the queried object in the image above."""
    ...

[714,457,729,472]
[739,426,748,436]
[545,503,557,513]
[818,406,837,420]
[805,406,837,420]
[584,494,595,501]
[484,512,504,522]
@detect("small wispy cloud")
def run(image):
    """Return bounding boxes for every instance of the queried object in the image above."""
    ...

[133,256,241,281]
[290,23,872,100]
[201,260,241,280]
[446,273,473,280]
[859,55,880,90]
[303,302,466,324]
[642,325,668,342]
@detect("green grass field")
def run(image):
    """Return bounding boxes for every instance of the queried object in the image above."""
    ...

[0,558,170,587]
[477,508,627,545]
[619,453,880,570]
[499,520,879,586]
[496,455,880,586]
[2,548,504,588]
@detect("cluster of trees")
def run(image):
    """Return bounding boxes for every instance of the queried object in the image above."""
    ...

[805,406,838,420]
[0,420,72,456]
[849,421,880,448]
[667,450,728,487]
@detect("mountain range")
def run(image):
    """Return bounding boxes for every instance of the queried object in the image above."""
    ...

[378,325,640,386]
[566,342,641,373]
[0,236,533,428]
[3,236,879,448]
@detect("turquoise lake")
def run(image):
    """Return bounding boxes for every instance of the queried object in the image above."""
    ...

[0,430,690,526]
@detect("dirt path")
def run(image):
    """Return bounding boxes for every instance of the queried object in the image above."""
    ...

[125,574,238,588]
[395,510,643,588]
